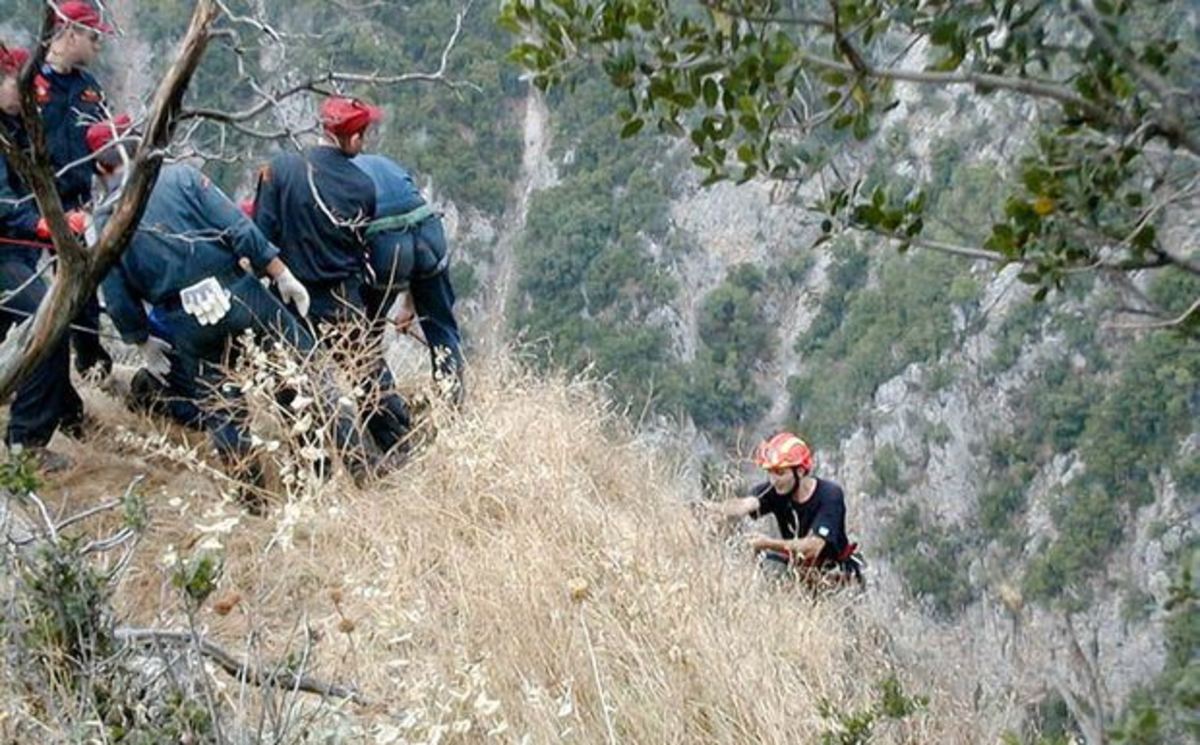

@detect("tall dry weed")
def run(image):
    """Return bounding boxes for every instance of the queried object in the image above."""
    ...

[54,344,978,743]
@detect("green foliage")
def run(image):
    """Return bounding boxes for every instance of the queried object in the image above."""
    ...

[0,451,41,493]
[22,536,114,670]
[1024,484,1125,604]
[683,264,773,435]
[1075,331,1198,508]
[790,251,964,445]
[866,444,905,498]
[987,301,1044,374]
[171,553,223,607]
[510,71,690,412]
[1012,693,1080,745]
[979,438,1036,544]
[883,504,974,618]
[987,299,1199,602]
[1109,550,1200,743]
[449,260,479,301]
[504,0,1200,318]
[817,675,928,745]
[924,363,958,394]
[798,243,870,355]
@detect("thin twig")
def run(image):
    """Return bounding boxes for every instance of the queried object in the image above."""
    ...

[580,609,617,745]
[115,628,371,705]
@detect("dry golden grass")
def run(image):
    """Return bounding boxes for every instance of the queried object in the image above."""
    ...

[20,349,980,743]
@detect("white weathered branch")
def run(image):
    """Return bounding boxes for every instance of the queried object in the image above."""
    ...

[115,628,370,705]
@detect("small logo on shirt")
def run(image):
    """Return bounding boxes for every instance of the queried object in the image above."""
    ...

[817,526,830,538]
[34,75,51,105]
[80,88,103,104]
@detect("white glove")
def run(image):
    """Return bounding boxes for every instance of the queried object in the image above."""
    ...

[139,336,173,381]
[180,276,232,326]
[275,267,310,318]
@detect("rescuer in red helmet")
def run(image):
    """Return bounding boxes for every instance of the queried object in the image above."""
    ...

[705,432,863,585]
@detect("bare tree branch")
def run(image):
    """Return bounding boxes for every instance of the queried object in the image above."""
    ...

[181,0,479,135]
[1107,296,1200,332]
[0,0,224,401]
[1071,0,1199,157]
[114,628,370,705]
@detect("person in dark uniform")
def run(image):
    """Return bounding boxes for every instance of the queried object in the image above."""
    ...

[705,432,864,586]
[253,96,412,458]
[87,118,373,491]
[37,1,115,377]
[354,153,464,405]
[0,45,85,471]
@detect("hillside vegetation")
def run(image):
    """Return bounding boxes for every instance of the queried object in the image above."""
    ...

[2,353,970,743]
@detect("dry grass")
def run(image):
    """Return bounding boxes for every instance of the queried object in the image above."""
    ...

[15,348,981,743]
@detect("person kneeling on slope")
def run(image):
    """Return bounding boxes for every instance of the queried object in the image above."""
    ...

[705,432,864,588]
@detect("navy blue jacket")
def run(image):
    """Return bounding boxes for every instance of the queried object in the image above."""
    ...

[37,65,105,209]
[0,114,41,249]
[253,145,375,285]
[97,164,279,344]
[353,154,424,216]
[353,153,447,283]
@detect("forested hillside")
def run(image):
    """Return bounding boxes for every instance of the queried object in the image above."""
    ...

[0,1,1194,742]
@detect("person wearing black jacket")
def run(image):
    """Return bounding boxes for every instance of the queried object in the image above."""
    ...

[0,45,85,471]
[37,1,115,377]
[254,96,412,459]
[88,117,374,493]
[705,432,863,585]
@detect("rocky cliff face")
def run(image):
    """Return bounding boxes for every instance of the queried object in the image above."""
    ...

[472,72,1195,733]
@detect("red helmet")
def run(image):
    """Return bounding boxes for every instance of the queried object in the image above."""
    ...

[319,96,382,137]
[85,113,132,153]
[0,46,29,76]
[753,432,813,474]
[55,1,115,34]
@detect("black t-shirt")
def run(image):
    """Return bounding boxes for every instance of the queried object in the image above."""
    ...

[749,477,849,562]
[253,146,377,285]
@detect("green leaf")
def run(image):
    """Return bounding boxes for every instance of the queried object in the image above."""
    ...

[930,19,958,46]
[821,70,848,86]
[1131,224,1156,253]
[620,118,645,138]
[852,112,870,140]
[659,117,687,137]
[854,204,885,226]
[703,78,719,107]
[928,52,964,72]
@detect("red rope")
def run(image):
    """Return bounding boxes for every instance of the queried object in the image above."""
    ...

[0,236,52,250]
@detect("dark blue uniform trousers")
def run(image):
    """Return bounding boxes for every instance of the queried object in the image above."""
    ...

[158,273,365,467]
[363,219,464,401]
[305,275,413,455]
[0,254,84,446]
